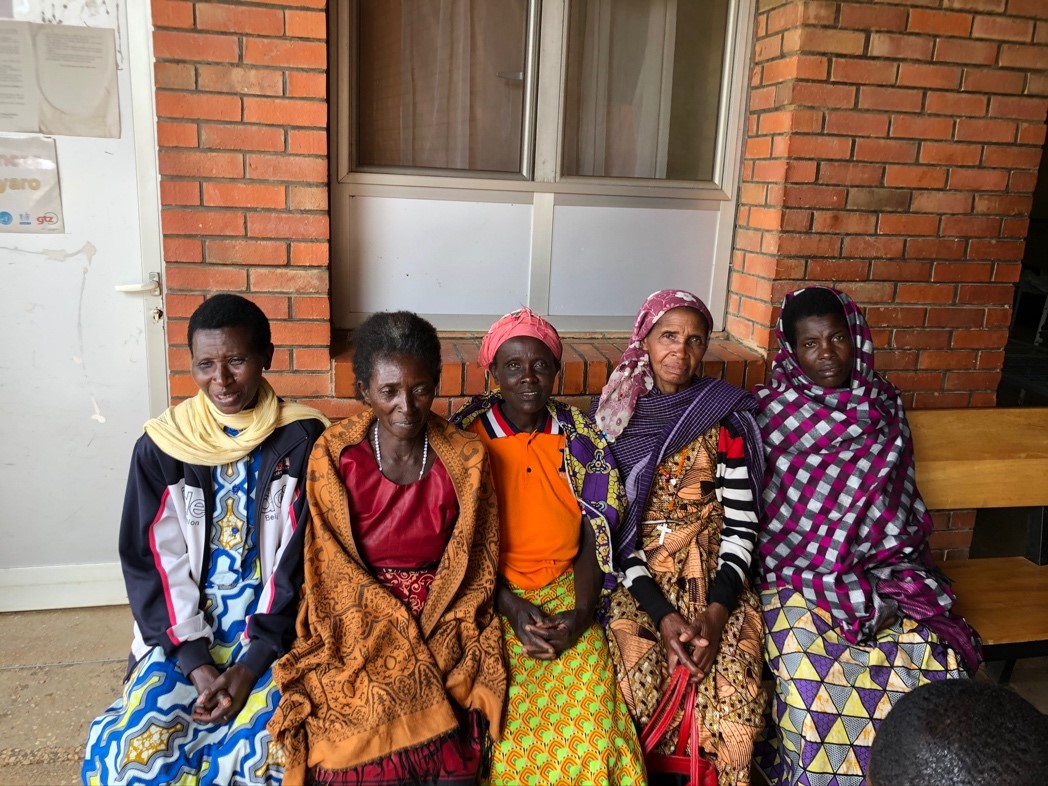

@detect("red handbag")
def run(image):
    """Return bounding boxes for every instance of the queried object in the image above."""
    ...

[640,665,718,786]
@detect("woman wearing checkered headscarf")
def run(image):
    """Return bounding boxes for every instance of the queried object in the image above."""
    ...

[754,286,980,786]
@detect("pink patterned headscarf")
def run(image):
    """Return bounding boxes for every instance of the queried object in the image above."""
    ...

[595,289,713,441]
[478,307,563,369]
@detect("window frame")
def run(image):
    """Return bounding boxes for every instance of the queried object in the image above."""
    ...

[334,0,752,199]
[330,0,757,332]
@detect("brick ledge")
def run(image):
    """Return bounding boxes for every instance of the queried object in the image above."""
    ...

[332,332,767,418]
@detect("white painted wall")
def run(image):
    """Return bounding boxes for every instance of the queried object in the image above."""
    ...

[0,2,167,611]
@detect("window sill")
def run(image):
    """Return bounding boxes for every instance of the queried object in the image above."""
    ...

[332,332,767,418]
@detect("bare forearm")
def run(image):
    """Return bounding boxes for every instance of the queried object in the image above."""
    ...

[495,577,519,617]
[573,516,603,619]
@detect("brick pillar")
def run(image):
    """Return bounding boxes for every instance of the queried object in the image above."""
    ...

[152,0,331,401]
[729,0,1048,410]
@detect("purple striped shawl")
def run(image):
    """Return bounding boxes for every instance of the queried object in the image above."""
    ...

[756,287,980,671]
[595,376,764,570]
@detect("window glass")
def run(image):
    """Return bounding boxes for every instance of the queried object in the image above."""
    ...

[356,0,529,173]
[561,0,730,181]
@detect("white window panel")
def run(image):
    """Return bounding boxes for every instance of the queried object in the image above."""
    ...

[547,203,720,319]
[331,0,756,329]
[339,196,533,327]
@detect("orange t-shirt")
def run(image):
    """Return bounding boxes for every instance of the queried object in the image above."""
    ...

[466,404,581,590]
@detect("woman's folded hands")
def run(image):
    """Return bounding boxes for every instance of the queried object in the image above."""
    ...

[190,662,256,725]
[658,603,729,683]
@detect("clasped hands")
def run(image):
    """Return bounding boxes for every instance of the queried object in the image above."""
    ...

[505,594,589,660]
[188,663,255,725]
[658,603,729,683]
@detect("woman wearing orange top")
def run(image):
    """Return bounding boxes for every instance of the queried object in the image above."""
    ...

[451,308,645,786]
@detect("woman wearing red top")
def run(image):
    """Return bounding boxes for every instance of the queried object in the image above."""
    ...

[270,311,506,786]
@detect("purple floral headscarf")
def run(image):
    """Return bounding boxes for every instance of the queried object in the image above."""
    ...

[594,289,713,442]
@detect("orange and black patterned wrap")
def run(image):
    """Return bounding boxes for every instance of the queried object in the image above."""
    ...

[268,411,506,785]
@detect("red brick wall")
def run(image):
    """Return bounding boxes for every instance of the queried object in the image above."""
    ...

[729,0,1047,410]
[152,0,333,404]
[150,0,763,419]
[153,1,1047,415]
[152,0,1047,557]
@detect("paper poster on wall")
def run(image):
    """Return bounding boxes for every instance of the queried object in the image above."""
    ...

[0,134,64,232]
[0,22,34,132]
[9,0,118,28]
[6,0,124,68]
[0,20,118,137]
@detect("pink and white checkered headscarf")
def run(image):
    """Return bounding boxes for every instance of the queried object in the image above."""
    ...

[594,289,713,441]
[478,307,562,369]
[756,287,980,670]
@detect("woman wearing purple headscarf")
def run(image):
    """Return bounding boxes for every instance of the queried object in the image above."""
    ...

[594,290,768,786]
[755,286,980,786]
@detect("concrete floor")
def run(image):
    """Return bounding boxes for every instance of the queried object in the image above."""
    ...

[0,607,128,786]
[2,606,1046,786]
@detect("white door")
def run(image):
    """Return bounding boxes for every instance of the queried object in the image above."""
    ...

[0,2,167,611]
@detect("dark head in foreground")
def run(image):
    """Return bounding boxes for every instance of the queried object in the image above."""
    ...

[187,293,275,415]
[868,679,1048,786]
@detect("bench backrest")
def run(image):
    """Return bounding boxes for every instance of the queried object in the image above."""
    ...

[910,407,1048,510]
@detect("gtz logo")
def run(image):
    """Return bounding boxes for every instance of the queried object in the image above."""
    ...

[36,212,58,225]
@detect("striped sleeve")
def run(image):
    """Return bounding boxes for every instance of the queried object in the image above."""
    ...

[617,422,759,622]
[619,550,676,626]
[709,423,759,611]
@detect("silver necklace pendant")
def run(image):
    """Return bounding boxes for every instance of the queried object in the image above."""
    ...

[373,422,428,482]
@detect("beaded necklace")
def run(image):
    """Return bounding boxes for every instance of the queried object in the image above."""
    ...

[372,422,428,482]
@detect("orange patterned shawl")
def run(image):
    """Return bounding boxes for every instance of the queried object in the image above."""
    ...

[268,411,506,785]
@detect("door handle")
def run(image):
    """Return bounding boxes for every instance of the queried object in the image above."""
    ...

[115,272,162,296]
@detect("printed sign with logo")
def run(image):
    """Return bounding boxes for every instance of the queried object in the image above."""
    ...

[0,134,64,233]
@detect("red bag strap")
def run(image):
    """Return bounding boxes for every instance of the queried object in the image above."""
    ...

[641,666,718,786]
[689,687,719,786]
[640,665,689,754]
[689,683,701,784]
[676,680,698,757]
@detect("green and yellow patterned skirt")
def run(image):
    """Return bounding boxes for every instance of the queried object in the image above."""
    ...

[483,572,647,786]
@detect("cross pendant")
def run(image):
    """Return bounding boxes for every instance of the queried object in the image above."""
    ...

[655,522,672,546]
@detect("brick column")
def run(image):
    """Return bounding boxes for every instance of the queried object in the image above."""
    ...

[152,0,331,401]
[729,0,1047,410]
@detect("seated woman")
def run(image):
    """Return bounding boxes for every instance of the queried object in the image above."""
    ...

[83,294,329,786]
[594,290,767,786]
[268,311,506,786]
[755,286,980,786]
[450,307,646,786]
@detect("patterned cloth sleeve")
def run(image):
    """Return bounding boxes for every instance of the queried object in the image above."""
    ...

[618,421,758,624]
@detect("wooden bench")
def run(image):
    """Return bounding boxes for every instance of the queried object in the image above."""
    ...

[909,406,1048,678]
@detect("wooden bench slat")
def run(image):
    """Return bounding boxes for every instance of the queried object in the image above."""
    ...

[939,557,1048,646]
[910,407,1048,511]
[916,459,1048,510]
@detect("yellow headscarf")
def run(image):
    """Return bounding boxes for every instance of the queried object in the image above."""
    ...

[143,379,329,466]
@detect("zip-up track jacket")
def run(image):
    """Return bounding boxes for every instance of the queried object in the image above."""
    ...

[119,418,326,679]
